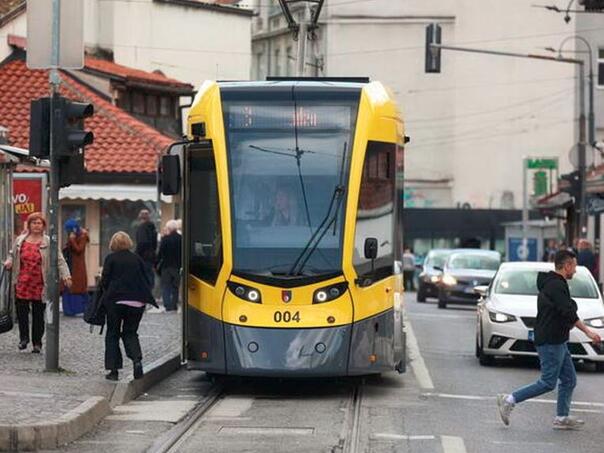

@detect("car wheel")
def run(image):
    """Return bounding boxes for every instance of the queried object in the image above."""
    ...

[595,362,604,372]
[477,326,494,366]
[417,286,426,303]
[437,291,447,309]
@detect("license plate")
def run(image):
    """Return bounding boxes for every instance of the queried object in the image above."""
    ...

[528,330,534,342]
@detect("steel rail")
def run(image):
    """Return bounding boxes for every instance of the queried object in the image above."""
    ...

[146,384,224,453]
[333,383,363,453]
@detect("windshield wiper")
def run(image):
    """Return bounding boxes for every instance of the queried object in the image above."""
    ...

[287,183,346,276]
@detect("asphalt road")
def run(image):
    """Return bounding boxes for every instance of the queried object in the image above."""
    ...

[60,293,604,453]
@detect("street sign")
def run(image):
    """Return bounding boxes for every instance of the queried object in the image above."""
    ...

[26,0,84,69]
[526,158,558,170]
[586,197,604,215]
[508,237,538,261]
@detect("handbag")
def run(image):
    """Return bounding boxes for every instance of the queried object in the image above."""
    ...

[84,285,106,333]
[0,267,13,334]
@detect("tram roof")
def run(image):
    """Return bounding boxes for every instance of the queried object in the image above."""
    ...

[217,78,370,90]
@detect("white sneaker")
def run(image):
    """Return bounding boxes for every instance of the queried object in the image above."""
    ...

[496,394,514,426]
[147,306,165,314]
[553,416,584,430]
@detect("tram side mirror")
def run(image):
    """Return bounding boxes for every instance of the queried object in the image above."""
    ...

[364,238,378,260]
[160,154,181,195]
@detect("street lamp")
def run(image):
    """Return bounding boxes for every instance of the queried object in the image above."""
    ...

[558,35,594,239]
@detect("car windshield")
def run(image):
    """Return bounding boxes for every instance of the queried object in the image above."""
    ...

[448,254,500,271]
[222,87,359,277]
[494,269,600,299]
[426,251,449,268]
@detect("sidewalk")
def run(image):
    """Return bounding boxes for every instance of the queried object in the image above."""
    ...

[0,308,180,450]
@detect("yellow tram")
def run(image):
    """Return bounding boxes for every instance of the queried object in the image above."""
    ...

[160,78,406,376]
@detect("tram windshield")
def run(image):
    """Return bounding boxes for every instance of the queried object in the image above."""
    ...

[222,87,360,278]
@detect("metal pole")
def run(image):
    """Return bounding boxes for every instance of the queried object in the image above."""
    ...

[522,158,528,260]
[296,21,307,76]
[579,62,588,239]
[46,0,61,371]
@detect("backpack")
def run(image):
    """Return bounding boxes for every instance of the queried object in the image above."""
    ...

[84,286,106,333]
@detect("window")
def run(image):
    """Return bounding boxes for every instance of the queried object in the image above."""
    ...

[99,200,156,265]
[132,92,145,114]
[286,46,294,76]
[60,204,86,245]
[274,48,281,76]
[116,90,131,111]
[353,141,396,283]
[160,96,173,117]
[188,146,222,284]
[599,48,604,87]
[146,94,158,116]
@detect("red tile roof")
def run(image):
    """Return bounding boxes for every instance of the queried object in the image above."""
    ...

[8,34,193,91]
[85,56,192,90]
[0,59,173,174]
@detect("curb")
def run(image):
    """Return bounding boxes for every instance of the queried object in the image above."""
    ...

[0,397,110,451]
[109,350,182,407]
[0,350,182,451]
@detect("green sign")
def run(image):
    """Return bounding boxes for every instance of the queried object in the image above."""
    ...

[533,170,548,196]
[526,158,557,170]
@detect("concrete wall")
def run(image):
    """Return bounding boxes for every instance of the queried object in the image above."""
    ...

[251,0,577,210]
[0,12,26,62]
[323,0,576,210]
[85,0,252,88]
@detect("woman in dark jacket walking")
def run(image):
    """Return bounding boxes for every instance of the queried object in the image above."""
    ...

[100,231,158,381]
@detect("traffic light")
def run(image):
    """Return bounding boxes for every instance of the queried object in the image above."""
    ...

[52,96,94,187]
[425,23,441,73]
[53,96,94,156]
[559,171,581,199]
[29,97,51,158]
[579,0,604,11]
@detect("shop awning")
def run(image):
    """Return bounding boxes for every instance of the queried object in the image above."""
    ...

[59,184,171,202]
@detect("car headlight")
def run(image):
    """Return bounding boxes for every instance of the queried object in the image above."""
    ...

[488,310,517,323]
[430,275,441,283]
[313,282,348,304]
[584,317,604,328]
[227,281,262,303]
[442,274,457,286]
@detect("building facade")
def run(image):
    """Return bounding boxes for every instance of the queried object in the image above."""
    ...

[250,0,578,254]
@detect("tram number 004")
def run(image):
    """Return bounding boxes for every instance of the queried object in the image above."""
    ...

[273,311,301,323]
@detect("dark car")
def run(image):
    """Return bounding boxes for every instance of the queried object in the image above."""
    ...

[417,249,452,302]
[437,250,501,309]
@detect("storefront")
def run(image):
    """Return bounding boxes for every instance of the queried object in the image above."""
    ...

[59,184,174,287]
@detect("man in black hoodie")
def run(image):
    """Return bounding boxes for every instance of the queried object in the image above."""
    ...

[496,250,602,430]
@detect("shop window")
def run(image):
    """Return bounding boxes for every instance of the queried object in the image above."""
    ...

[353,141,396,283]
[99,200,157,265]
[132,92,145,114]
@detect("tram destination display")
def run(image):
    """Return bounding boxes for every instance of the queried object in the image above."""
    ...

[227,104,352,130]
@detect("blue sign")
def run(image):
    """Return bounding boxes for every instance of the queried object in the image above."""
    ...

[508,238,538,261]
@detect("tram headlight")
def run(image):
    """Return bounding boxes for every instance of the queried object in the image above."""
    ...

[313,282,349,304]
[227,281,262,303]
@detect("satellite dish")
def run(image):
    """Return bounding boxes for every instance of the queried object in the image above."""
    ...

[568,143,595,169]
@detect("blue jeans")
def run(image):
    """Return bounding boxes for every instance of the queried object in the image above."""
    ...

[160,267,179,311]
[512,342,577,417]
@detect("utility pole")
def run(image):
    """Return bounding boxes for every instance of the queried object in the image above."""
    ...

[46,0,62,371]
[430,42,588,238]
[277,0,324,77]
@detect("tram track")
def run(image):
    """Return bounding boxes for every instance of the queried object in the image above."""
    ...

[333,382,365,453]
[146,383,224,453]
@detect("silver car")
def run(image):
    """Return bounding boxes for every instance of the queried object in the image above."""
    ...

[475,262,604,369]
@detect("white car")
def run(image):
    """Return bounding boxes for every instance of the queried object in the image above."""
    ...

[475,262,604,370]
